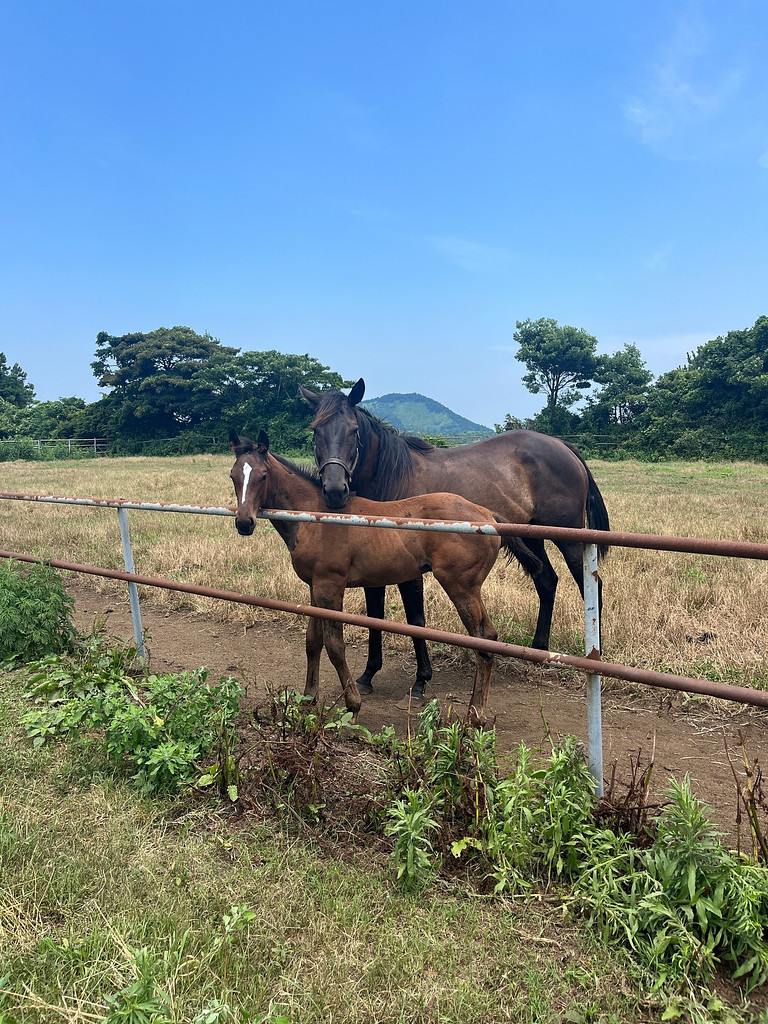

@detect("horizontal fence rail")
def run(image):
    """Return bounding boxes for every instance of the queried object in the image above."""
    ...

[2,488,768,796]
[3,491,768,561]
[2,547,767,712]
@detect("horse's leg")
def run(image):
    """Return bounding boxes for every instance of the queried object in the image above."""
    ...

[304,601,323,702]
[314,582,362,717]
[524,538,558,651]
[398,576,432,699]
[356,586,385,695]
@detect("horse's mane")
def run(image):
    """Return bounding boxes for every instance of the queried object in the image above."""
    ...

[310,390,435,501]
[272,452,322,489]
[356,407,434,500]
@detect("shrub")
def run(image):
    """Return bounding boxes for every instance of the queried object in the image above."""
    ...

[0,560,77,663]
[21,636,244,795]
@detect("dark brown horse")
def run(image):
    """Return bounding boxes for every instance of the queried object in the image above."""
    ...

[300,378,610,693]
[228,430,542,725]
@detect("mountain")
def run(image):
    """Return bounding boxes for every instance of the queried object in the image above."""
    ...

[361,393,493,438]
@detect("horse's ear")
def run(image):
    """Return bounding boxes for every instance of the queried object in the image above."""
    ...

[349,378,365,406]
[257,430,269,454]
[228,429,241,451]
[299,384,319,409]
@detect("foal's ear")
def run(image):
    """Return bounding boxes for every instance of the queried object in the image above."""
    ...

[349,378,365,406]
[257,429,270,454]
[228,429,241,451]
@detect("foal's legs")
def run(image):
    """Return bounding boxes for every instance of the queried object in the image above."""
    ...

[357,580,433,695]
[440,581,498,727]
[304,603,323,701]
[312,581,362,716]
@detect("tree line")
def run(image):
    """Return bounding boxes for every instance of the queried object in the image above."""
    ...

[1,316,767,460]
[499,314,768,461]
[0,328,351,455]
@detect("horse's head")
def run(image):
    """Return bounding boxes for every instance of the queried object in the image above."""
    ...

[228,429,270,536]
[299,378,365,509]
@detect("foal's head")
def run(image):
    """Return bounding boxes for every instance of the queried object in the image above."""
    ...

[229,429,270,536]
[299,378,365,509]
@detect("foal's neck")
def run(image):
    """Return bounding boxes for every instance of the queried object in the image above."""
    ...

[266,455,325,511]
[265,454,326,554]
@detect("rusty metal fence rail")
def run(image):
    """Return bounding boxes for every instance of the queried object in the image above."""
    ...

[2,490,768,797]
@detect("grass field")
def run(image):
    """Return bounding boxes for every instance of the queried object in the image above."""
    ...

[3,455,768,1023]
[0,671,661,1024]
[1,455,767,688]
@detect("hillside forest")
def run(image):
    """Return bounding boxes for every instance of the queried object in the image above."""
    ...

[0,315,766,460]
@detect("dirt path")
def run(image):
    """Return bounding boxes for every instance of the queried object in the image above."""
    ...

[68,582,768,846]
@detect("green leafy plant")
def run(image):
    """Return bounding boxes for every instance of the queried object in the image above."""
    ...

[385,788,439,891]
[387,703,768,995]
[103,947,170,1024]
[0,560,77,663]
[21,638,244,795]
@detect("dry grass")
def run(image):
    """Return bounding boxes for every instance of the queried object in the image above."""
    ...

[1,454,767,687]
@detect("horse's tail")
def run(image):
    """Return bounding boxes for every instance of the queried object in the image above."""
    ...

[562,441,610,561]
[493,517,543,578]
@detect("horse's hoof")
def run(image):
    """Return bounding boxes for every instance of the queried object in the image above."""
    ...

[394,690,429,713]
[356,679,374,696]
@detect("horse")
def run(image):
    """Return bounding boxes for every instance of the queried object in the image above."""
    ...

[299,378,610,695]
[228,429,542,726]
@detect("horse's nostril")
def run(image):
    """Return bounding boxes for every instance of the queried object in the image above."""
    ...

[323,485,348,510]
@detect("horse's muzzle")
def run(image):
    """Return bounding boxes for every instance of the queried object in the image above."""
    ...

[235,517,255,536]
[322,482,349,509]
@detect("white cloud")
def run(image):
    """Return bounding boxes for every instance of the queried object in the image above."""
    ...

[427,235,511,273]
[759,150,768,169]
[624,14,743,158]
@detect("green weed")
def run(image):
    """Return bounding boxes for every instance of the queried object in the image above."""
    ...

[0,560,77,664]
[20,635,244,795]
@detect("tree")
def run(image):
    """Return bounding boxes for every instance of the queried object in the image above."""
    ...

[686,315,768,425]
[0,353,35,408]
[89,327,351,450]
[9,398,89,439]
[91,327,240,436]
[585,344,654,427]
[625,316,768,459]
[494,413,526,433]
[196,349,351,449]
[514,318,598,428]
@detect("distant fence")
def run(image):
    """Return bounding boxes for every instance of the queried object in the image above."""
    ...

[0,437,109,454]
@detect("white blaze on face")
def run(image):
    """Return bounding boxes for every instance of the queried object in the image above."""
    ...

[241,462,252,506]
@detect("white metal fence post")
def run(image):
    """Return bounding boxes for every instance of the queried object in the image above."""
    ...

[117,507,147,662]
[583,542,603,797]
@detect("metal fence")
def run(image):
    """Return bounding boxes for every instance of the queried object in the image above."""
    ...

[2,489,768,797]
[0,438,109,454]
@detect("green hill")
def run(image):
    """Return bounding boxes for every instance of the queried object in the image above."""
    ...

[361,393,493,438]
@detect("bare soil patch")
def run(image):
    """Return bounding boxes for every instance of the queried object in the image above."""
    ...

[67,582,768,847]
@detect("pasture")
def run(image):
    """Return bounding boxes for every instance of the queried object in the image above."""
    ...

[3,454,768,1022]
[1,454,767,690]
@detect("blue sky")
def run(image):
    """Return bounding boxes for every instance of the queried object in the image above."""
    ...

[1,1,766,429]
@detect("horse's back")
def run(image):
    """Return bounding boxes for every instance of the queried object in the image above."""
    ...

[352,491,496,525]
[406,430,591,526]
